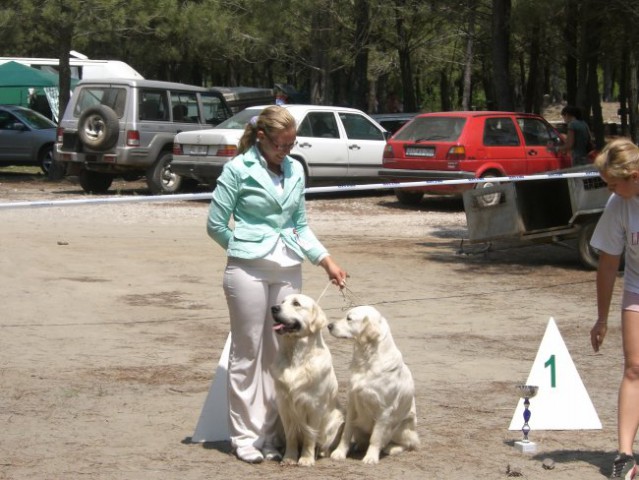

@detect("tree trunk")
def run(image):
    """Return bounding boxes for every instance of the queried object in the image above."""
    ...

[462,0,476,111]
[57,33,72,123]
[630,50,638,143]
[395,0,416,112]
[310,4,331,105]
[620,43,629,137]
[491,0,513,111]
[440,70,451,111]
[563,0,578,105]
[351,0,370,110]
[524,22,542,114]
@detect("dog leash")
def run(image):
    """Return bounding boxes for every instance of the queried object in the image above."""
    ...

[316,280,362,310]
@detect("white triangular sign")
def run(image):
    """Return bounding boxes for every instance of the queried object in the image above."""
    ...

[508,317,601,430]
[191,333,231,442]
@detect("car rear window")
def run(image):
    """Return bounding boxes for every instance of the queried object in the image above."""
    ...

[73,87,127,118]
[393,116,465,142]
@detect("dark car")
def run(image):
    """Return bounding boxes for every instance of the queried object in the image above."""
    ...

[371,112,417,135]
[379,111,570,205]
[0,105,57,173]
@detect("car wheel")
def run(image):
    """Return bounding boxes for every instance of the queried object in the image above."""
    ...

[146,151,182,194]
[475,174,501,207]
[79,169,113,193]
[38,144,54,175]
[395,189,423,205]
[78,105,119,151]
[578,219,601,270]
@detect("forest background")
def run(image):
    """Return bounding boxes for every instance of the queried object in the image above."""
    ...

[2,0,639,147]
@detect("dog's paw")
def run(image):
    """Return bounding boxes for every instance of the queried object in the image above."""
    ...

[280,456,298,466]
[298,456,315,467]
[383,444,405,456]
[330,449,347,461]
[362,454,380,465]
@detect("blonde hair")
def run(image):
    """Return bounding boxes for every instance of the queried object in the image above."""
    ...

[594,138,639,179]
[237,106,296,155]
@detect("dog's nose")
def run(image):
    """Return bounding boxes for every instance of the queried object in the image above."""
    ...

[271,305,280,314]
[327,323,333,331]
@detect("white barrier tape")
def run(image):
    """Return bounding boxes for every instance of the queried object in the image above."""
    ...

[0,170,601,210]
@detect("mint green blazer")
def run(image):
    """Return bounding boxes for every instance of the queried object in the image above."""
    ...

[207,145,328,265]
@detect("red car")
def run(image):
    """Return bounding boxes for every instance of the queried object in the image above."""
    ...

[379,111,571,204]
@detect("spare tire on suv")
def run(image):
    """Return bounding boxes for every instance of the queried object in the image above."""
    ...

[78,105,119,151]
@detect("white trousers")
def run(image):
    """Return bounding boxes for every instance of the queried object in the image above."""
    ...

[223,257,302,451]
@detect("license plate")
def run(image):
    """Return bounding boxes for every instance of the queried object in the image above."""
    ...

[406,146,435,157]
[189,145,208,155]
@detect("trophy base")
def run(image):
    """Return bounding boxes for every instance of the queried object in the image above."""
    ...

[514,440,537,454]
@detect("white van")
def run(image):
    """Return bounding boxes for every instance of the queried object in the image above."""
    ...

[0,53,143,80]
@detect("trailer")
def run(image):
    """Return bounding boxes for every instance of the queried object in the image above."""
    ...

[461,168,611,269]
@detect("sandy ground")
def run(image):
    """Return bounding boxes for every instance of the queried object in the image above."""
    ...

[0,172,629,479]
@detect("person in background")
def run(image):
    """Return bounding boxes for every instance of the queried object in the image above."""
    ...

[206,105,347,464]
[385,91,403,113]
[560,105,592,166]
[590,138,639,479]
[275,91,288,105]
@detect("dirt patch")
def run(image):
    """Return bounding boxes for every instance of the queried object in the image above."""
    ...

[0,172,624,479]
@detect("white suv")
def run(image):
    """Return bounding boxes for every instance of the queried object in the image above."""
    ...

[55,78,232,194]
[172,105,388,186]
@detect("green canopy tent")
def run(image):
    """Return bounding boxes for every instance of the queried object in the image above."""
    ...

[0,61,78,120]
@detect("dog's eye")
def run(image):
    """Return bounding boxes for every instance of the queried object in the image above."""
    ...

[292,300,300,307]
[347,315,352,322]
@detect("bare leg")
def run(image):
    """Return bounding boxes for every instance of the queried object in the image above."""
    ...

[618,309,639,455]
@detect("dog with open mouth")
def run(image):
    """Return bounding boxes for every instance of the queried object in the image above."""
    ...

[270,293,344,466]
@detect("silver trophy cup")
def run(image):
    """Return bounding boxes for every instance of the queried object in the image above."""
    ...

[514,384,539,453]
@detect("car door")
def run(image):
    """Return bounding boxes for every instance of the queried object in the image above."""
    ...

[0,110,30,161]
[337,112,386,177]
[516,117,567,173]
[295,111,348,178]
[479,116,527,175]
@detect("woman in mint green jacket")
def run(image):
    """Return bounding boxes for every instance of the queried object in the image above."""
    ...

[207,106,347,464]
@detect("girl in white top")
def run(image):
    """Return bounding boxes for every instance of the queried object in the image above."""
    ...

[590,138,639,479]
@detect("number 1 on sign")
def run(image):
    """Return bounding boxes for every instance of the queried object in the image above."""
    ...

[545,354,556,388]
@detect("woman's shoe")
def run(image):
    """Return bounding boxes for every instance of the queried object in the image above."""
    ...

[236,445,264,464]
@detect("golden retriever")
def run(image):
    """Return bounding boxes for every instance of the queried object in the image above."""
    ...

[328,305,420,464]
[270,294,344,466]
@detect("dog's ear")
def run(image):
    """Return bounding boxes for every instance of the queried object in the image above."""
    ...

[310,303,327,333]
[360,314,382,343]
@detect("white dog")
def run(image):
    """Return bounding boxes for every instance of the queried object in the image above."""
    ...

[270,294,344,466]
[328,305,420,464]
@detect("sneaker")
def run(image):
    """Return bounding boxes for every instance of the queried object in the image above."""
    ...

[236,445,264,464]
[611,453,637,479]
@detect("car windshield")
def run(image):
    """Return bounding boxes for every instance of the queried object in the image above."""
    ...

[215,108,262,129]
[15,108,56,129]
[393,116,466,142]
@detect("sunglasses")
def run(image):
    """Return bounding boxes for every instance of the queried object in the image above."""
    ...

[265,133,296,152]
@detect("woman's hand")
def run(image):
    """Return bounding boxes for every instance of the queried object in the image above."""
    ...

[590,319,608,352]
[319,256,348,289]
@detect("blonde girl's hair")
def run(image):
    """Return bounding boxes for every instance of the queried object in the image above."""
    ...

[594,138,639,179]
[237,105,296,155]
